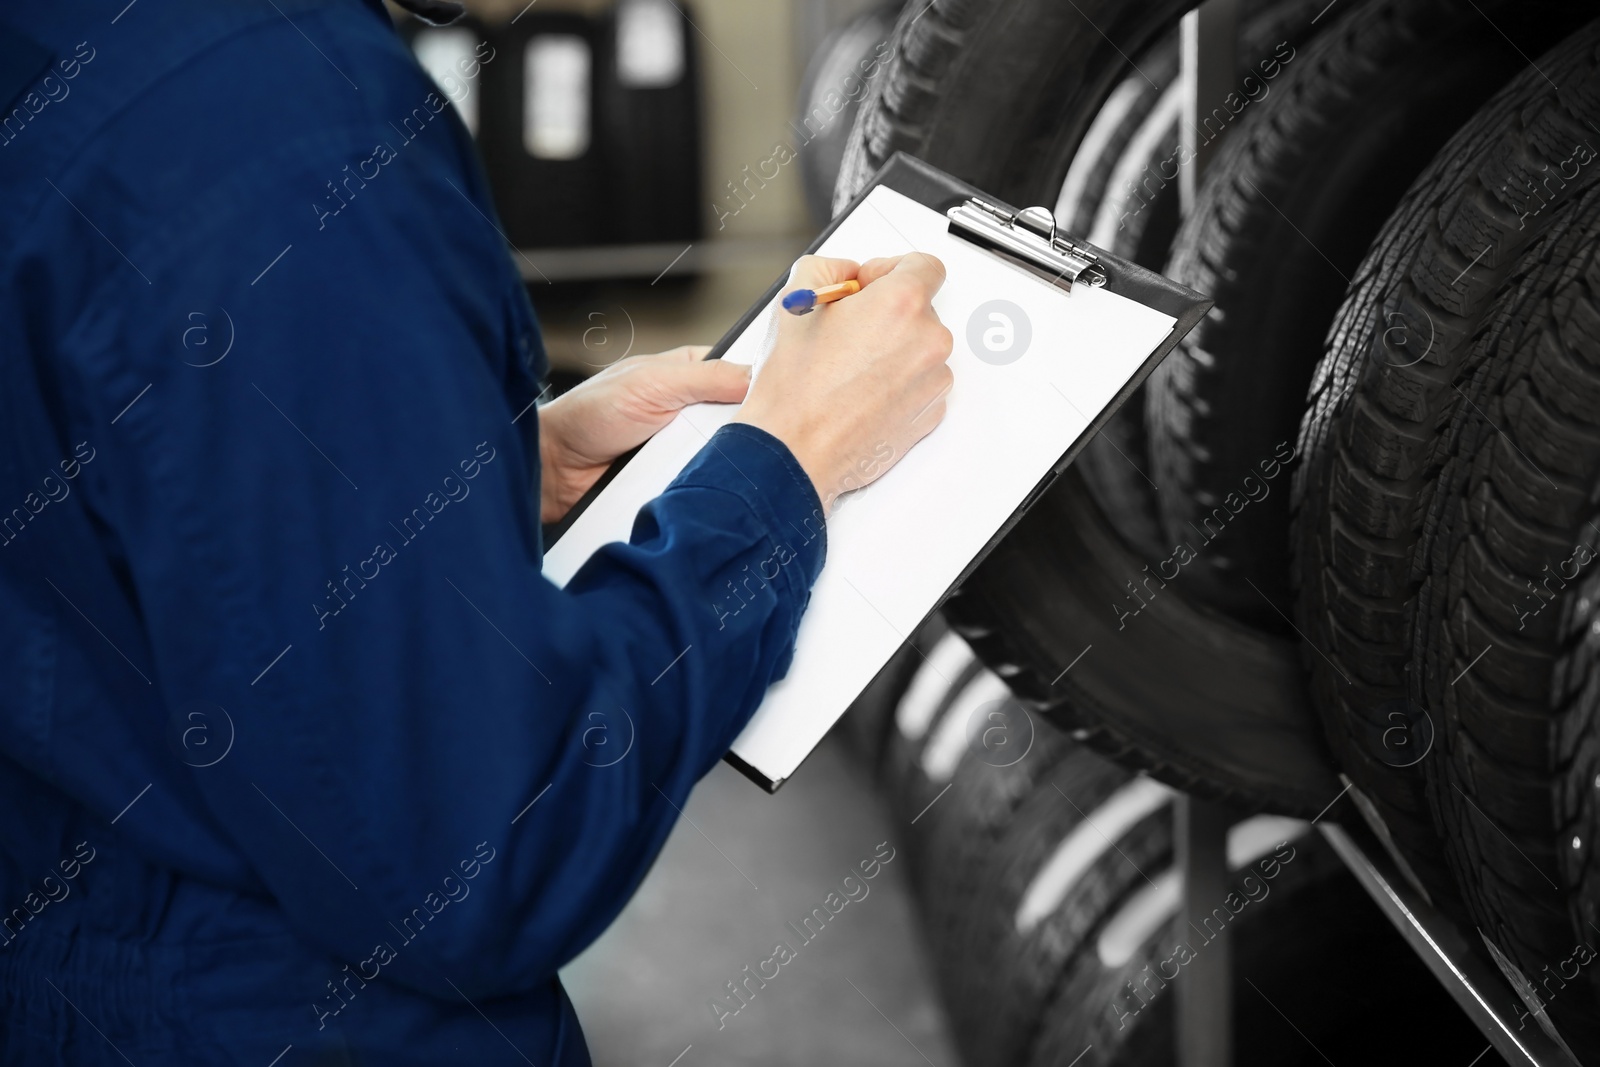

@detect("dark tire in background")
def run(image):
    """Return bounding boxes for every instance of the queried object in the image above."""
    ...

[835,614,949,778]
[938,752,1169,1067]
[884,0,1313,566]
[837,0,1336,813]
[909,695,1076,1002]
[1147,0,1559,629]
[1411,158,1600,1051]
[878,636,990,823]
[835,0,1197,218]
[1052,32,1183,564]
[889,716,1502,1067]
[1024,823,1503,1066]
[796,2,902,228]
[942,469,1341,815]
[1050,33,1180,265]
[1291,14,1600,919]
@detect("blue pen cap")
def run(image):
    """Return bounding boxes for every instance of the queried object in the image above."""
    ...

[782,289,817,314]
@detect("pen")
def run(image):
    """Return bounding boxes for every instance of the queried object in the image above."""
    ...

[782,280,861,315]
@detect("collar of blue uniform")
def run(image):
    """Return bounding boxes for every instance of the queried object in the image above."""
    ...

[391,0,466,25]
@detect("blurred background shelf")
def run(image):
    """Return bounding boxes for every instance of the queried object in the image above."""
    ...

[512,235,805,283]
[392,0,883,382]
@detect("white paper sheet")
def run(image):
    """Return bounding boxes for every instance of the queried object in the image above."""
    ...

[543,185,1178,787]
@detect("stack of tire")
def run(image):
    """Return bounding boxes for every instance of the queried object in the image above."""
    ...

[833,0,1600,1060]
[838,626,1502,1065]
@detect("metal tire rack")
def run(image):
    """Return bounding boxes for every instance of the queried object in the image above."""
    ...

[1173,3,1580,1064]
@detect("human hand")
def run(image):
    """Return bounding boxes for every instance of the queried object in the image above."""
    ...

[734,253,953,515]
[538,346,750,523]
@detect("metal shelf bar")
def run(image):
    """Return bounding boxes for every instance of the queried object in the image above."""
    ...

[1320,823,1582,1067]
[1176,796,1235,1067]
[1174,5,1239,1061]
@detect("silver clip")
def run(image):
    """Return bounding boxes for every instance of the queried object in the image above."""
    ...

[946,198,1107,291]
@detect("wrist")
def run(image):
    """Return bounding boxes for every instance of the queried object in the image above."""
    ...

[539,416,569,524]
[731,412,836,516]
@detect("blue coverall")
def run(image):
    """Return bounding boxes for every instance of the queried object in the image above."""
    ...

[0,2,825,1063]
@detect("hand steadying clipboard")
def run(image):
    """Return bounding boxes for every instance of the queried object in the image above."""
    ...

[543,153,1211,791]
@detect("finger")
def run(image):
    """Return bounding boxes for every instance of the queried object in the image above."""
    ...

[656,357,752,407]
[653,345,713,363]
[885,252,948,301]
[855,256,905,288]
[785,255,861,292]
[908,367,955,432]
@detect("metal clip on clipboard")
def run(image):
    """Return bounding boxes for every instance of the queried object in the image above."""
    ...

[947,197,1109,292]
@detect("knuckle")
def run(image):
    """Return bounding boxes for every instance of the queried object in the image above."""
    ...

[909,251,946,278]
[795,254,855,281]
[917,327,952,366]
[880,283,922,317]
[789,257,823,285]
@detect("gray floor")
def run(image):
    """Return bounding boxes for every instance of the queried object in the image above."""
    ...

[561,735,962,1067]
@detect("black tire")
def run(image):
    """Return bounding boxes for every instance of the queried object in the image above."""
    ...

[796,3,902,228]
[837,0,1336,813]
[1025,825,1504,1067]
[1059,0,1314,264]
[938,752,1166,1067]
[1411,173,1600,1050]
[944,468,1341,815]
[1055,32,1183,564]
[1291,15,1600,918]
[848,1,1311,565]
[834,614,949,778]
[835,0,1319,212]
[879,636,989,824]
[912,700,1076,991]
[835,0,1196,218]
[1052,33,1180,256]
[1148,0,1563,629]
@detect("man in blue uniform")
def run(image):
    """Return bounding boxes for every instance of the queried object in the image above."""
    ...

[0,1,952,1063]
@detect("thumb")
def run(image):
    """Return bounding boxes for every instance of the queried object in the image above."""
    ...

[786,254,862,292]
[656,357,752,407]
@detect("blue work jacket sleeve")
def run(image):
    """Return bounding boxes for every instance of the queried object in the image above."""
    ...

[53,27,826,1002]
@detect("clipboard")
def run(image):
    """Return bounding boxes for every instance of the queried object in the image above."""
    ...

[543,152,1211,791]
